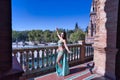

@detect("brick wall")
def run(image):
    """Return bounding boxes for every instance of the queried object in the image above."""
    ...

[93,0,119,79]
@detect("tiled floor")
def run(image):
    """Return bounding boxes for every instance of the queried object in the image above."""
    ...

[33,62,110,80]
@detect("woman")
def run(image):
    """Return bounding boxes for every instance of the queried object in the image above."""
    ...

[56,28,72,76]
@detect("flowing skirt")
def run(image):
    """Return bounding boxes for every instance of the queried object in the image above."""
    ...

[56,50,70,76]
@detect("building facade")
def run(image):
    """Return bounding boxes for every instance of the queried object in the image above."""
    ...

[85,0,96,44]
[86,0,120,79]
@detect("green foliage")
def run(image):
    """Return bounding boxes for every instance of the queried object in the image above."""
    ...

[28,30,43,43]
[12,31,28,42]
[51,31,58,42]
[12,31,19,42]
[70,30,85,43]
[69,23,85,43]
[12,23,85,44]
[43,30,52,42]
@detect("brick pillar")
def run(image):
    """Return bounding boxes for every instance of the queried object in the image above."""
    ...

[116,0,120,79]
[0,0,12,72]
[93,0,119,79]
[80,40,85,62]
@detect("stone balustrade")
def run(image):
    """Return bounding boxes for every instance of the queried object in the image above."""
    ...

[12,43,93,79]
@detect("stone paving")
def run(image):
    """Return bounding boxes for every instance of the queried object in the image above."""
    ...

[33,62,111,80]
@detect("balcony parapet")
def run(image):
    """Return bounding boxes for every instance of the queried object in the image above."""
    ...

[12,43,94,79]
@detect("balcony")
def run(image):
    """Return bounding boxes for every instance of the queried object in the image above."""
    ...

[12,43,94,80]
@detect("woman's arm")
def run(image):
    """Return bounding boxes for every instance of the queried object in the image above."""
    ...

[63,40,71,53]
[56,28,62,40]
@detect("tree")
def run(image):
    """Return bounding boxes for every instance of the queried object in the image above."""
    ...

[51,31,58,42]
[66,29,74,43]
[75,22,79,31]
[28,30,43,43]
[43,30,52,42]
[70,29,85,43]
[18,31,29,41]
[12,31,19,42]
[12,30,29,42]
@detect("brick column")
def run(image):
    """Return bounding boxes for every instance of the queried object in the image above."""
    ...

[80,40,85,62]
[0,0,12,72]
[93,0,119,79]
[116,0,120,79]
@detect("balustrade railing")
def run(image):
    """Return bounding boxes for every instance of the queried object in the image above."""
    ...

[85,44,94,58]
[12,43,93,79]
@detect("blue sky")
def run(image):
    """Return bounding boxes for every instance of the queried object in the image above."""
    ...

[12,0,92,31]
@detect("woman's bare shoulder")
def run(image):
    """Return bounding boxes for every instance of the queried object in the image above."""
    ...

[62,39,66,43]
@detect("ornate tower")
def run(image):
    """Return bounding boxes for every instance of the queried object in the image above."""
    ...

[85,0,96,44]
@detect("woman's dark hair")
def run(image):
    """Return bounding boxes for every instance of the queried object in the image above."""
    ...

[63,31,67,40]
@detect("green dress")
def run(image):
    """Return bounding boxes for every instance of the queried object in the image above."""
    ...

[56,40,70,76]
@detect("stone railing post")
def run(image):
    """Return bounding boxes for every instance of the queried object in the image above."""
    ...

[80,40,85,62]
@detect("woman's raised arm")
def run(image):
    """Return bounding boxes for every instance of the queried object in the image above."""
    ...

[56,28,63,40]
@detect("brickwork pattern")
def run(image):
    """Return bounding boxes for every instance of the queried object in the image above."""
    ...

[93,0,119,79]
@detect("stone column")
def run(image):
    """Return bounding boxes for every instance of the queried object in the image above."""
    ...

[93,0,119,79]
[0,0,12,72]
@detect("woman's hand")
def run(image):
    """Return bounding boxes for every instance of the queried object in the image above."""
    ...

[56,49,59,53]
[68,51,72,54]
[56,27,58,31]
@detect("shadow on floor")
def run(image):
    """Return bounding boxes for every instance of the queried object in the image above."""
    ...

[70,62,95,75]
[70,66,87,74]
